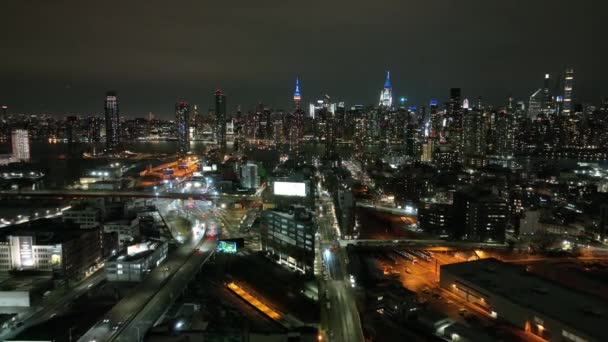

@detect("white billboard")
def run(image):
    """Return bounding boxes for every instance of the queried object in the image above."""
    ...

[274,181,306,197]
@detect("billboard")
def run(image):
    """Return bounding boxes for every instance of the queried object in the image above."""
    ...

[273,181,306,197]
[216,238,244,254]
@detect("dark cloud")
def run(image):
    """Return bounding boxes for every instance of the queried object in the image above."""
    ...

[0,0,606,117]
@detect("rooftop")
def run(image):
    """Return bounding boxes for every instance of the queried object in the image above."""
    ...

[0,218,94,245]
[441,258,608,340]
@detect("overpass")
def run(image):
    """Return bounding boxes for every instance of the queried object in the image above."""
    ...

[356,201,417,217]
[78,237,216,342]
[339,238,509,250]
[0,189,260,202]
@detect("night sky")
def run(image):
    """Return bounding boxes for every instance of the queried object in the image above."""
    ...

[1,0,606,118]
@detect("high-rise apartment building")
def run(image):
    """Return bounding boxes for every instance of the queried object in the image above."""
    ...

[175,101,190,154]
[11,129,30,162]
[214,89,227,148]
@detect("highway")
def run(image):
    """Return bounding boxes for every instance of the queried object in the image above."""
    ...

[78,226,216,342]
[317,191,364,342]
[356,201,416,216]
[1,269,106,341]
[0,189,259,201]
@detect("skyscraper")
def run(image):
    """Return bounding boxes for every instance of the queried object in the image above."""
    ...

[528,89,542,119]
[446,88,464,158]
[496,111,515,157]
[290,77,305,155]
[541,73,552,111]
[463,107,486,167]
[378,70,393,108]
[293,77,302,109]
[214,89,227,148]
[175,101,190,154]
[11,129,30,162]
[563,67,575,115]
[104,91,120,152]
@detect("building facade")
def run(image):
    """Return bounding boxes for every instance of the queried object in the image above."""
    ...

[104,91,120,152]
[260,206,316,274]
[106,241,168,282]
[175,101,190,154]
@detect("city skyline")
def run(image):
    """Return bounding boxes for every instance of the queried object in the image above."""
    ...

[0,67,600,119]
[1,0,606,117]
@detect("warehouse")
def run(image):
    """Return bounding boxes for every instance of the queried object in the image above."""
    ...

[440,258,606,342]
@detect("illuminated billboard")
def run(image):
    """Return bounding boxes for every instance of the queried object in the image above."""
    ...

[273,181,306,197]
[216,238,244,254]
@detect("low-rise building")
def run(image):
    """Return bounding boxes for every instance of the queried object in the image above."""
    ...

[440,258,608,342]
[0,219,103,280]
[103,219,140,248]
[106,241,168,282]
[62,205,101,229]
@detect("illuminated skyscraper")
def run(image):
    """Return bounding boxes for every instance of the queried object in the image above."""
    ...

[378,70,393,108]
[528,89,542,119]
[104,91,120,152]
[214,89,227,148]
[290,77,305,154]
[293,77,302,109]
[175,101,190,154]
[11,129,30,162]
[541,73,552,111]
[563,67,575,115]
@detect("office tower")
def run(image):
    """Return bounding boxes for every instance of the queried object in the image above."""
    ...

[528,89,542,119]
[293,77,302,109]
[1,105,7,120]
[214,89,227,148]
[289,78,305,155]
[541,74,552,111]
[104,91,120,152]
[563,67,575,115]
[175,101,190,154]
[378,70,393,108]
[11,129,30,162]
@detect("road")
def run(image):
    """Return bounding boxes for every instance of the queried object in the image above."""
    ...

[0,189,259,202]
[317,191,364,342]
[356,200,416,216]
[0,269,106,341]
[78,223,216,342]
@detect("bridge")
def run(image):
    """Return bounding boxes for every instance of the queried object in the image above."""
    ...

[0,189,260,202]
[339,238,509,250]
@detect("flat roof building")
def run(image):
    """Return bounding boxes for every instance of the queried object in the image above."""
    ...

[440,258,608,342]
[0,219,104,280]
[260,206,316,274]
[106,241,168,282]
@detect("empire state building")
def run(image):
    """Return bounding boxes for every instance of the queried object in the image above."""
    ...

[378,70,393,108]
